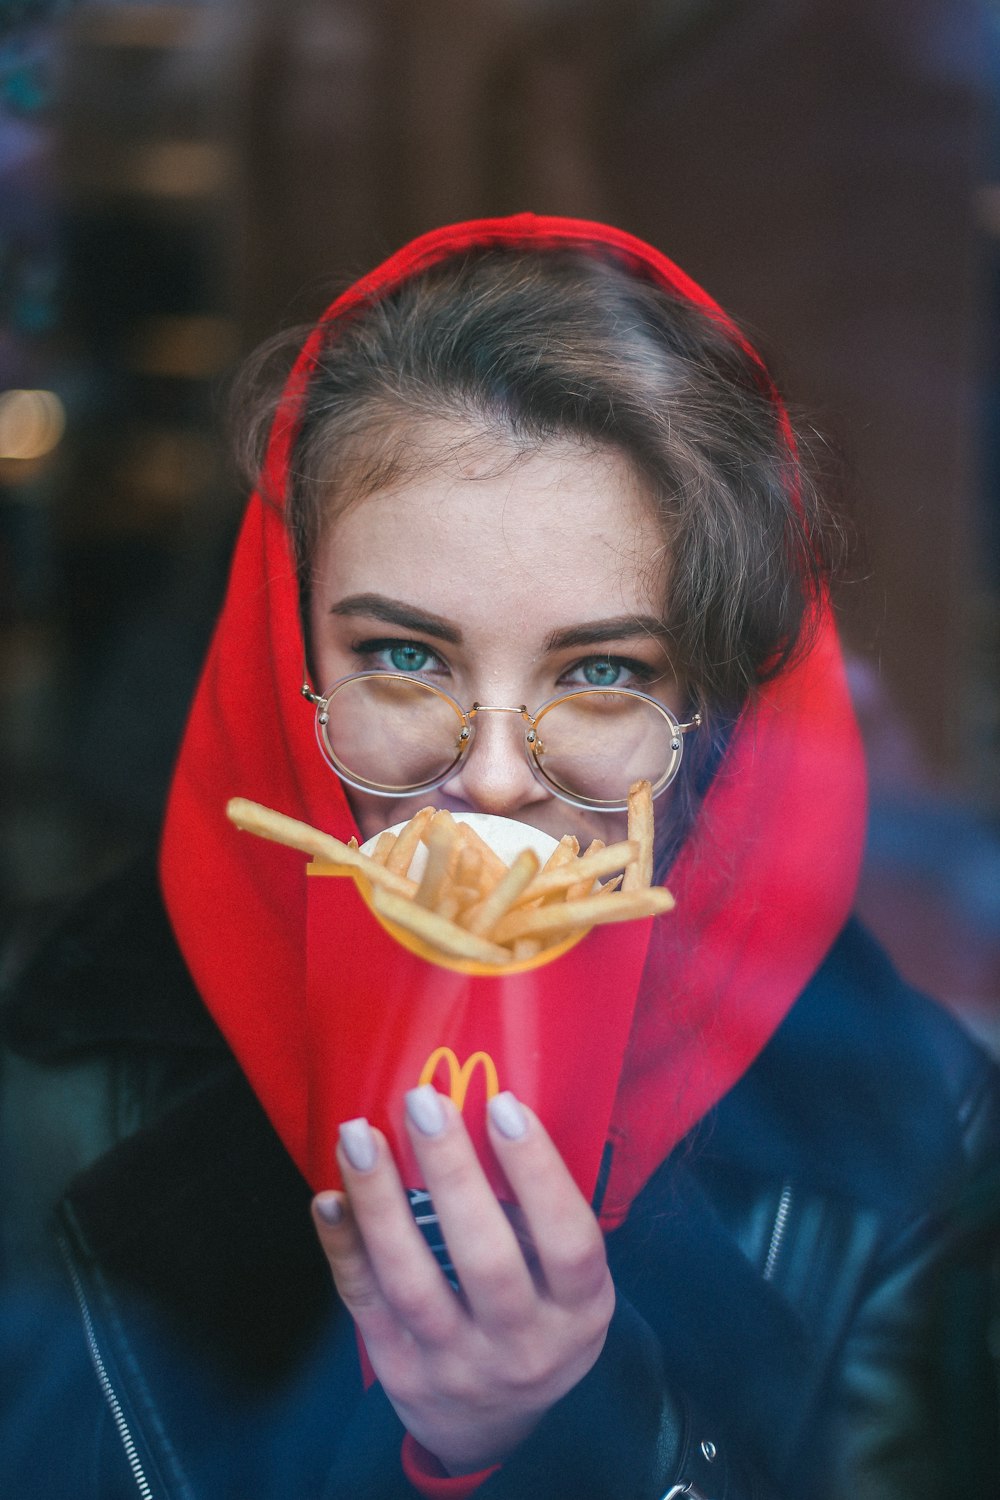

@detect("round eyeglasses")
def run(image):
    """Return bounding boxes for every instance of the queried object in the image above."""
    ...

[301,671,701,813]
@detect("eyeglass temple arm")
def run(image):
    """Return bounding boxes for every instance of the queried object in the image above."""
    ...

[678,711,702,734]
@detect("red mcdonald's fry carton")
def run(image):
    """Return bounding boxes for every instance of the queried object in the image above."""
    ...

[304,813,656,1205]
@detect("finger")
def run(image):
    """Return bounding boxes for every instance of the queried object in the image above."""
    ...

[403,1086,537,1331]
[336,1119,465,1345]
[311,1190,403,1350]
[486,1093,609,1309]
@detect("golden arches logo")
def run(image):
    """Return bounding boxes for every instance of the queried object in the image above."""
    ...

[418,1047,499,1111]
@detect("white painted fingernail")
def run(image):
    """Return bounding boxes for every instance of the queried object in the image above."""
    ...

[314,1191,344,1225]
[406,1084,447,1137]
[339,1117,378,1172]
[489,1091,527,1140]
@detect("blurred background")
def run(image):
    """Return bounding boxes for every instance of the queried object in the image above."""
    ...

[0,0,997,1051]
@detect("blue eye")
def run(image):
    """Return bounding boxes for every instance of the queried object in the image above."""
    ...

[582,659,624,688]
[388,643,432,672]
[351,636,449,676]
[558,655,662,693]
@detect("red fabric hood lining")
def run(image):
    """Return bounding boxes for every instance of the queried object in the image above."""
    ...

[159,214,866,1224]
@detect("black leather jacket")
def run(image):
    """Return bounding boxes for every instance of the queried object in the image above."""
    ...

[1,860,998,1500]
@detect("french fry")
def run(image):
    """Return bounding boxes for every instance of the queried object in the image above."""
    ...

[371,830,397,865]
[229,791,674,970]
[435,892,462,923]
[574,838,605,883]
[622,779,654,891]
[414,811,460,908]
[455,842,485,892]
[386,806,435,876]
[225,798,417,897]
[461,848,540,937]
[514,840,637,907]
[455,821,509,885]
[449,883,487,913]
[370,885,511,966]
[432,881,482,921]
[539,835,580,875]
[492,884,675,946]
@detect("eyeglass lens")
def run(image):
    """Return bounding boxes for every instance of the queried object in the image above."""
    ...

[319,675,679,801]
[322,674,466,792]
[533,692,677,802]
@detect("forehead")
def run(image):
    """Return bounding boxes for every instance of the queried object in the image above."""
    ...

[312,426,666,623]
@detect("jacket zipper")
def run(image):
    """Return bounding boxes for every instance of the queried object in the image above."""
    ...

[59,1237,156,1499]
[53,1178,796,1499]
[763,1181,793,1282]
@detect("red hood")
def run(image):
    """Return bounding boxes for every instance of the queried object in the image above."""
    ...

[159,213,866,1226]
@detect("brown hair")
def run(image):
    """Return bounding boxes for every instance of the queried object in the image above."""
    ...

[236,250,836,726]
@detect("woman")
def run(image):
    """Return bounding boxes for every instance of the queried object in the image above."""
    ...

[1,215,997,1499]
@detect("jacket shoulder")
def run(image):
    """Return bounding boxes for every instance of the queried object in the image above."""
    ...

[707,918,1000,1209]
[1,856,221,1061]
[0,858,229,1277]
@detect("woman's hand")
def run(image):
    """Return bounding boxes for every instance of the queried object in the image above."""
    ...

[311,1086,615,1476]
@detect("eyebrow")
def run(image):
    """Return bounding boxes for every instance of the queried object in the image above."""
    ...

[328,593,463,644]
[544,616,666,651]
[328,595,665,653]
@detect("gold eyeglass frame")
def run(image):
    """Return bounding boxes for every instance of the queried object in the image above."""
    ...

[301,670,701,813]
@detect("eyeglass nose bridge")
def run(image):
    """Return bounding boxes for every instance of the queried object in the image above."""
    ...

[468,703,534,717]
[461,703,538,754]
[468,702,534,722]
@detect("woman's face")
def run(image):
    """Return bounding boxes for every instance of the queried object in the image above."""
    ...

[308,424,680,848]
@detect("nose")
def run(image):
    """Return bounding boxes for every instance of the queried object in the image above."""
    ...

[441,707,549,817]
